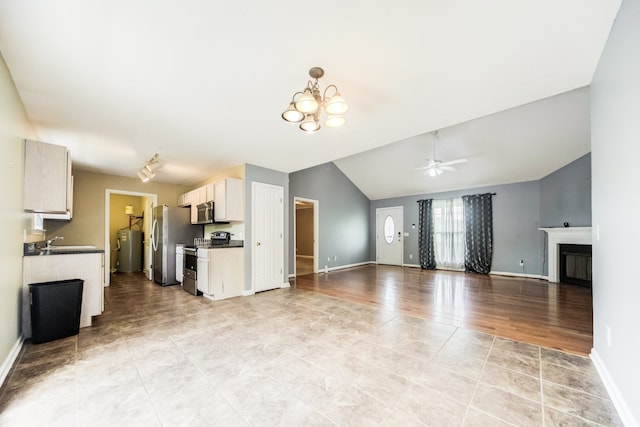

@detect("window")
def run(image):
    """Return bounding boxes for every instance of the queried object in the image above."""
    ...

[432,198,465,269]
[383,215,395,244]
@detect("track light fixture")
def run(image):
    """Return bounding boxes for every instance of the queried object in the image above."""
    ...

[138,153,159,182]
[282,67,349,133]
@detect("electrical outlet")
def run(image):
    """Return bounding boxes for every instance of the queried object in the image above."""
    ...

[519,259,524,266]
[409,254,413,259]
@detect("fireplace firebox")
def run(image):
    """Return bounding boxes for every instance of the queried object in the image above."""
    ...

[559,244,592,287]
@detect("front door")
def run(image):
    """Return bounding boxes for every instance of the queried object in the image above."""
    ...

[252,182,284,292]
[376,206,403,266]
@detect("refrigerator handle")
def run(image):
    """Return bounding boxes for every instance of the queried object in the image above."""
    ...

[151,219,159,251]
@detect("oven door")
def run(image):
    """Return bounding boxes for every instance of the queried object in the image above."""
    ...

[183,248,200,295]
[183,268,198,295]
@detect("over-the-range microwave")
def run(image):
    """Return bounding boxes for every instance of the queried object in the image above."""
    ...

[195,201,214,224]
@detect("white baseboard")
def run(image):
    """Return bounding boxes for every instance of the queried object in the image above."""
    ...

[202,293,214,301]
[402,263,421,268]
[1,336,23,387]
[323,261,372,273]
[280,282,291,288]
[591,348,639,427]
[490,270,546,280]
[242,289,255,297]
[400,264,544,280]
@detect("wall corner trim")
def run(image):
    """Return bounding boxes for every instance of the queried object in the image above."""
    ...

[1,336,24,388]
[591,348,639,427]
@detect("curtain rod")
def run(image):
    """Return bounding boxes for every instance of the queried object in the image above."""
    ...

[417,192,496,202]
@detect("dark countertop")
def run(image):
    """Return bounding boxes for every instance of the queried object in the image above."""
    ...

[184,240,244,250]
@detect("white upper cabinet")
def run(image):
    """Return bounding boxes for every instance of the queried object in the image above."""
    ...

[24,139,72,215]
[205,183,214,202]
[214,177,243,222]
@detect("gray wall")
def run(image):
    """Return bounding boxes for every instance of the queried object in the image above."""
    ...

[289,162,370,273]
[591,0,640,422]
[540,152,591,227]
[370,180,543,275]
[244,164,290,290]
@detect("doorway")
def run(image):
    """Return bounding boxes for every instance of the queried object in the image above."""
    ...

[104,189,157,286]
[376,206,403,266]
[251,182,284,292]
[294,198,318,276]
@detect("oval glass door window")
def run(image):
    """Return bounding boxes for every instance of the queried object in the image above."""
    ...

[383,215,395,244]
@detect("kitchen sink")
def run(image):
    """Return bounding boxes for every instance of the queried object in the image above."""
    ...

[40,245,97,251]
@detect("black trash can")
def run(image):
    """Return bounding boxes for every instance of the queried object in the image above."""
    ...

[29,279,84,344]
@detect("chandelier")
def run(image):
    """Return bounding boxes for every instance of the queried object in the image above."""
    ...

[137,153,159,182]
[281,67,349,133]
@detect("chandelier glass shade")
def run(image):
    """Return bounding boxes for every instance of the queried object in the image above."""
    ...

[282,67,349,133]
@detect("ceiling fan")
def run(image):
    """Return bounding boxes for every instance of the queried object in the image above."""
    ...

[417,131,468,177]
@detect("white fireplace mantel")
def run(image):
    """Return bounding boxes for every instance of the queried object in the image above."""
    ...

[539,227,592,283]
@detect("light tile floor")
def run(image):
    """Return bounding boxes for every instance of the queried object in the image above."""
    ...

[0,273,622,426]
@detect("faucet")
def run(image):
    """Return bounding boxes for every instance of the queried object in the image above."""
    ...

[46,236,64,248]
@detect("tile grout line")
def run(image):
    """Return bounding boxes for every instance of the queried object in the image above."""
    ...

[460,334,496,425]
[539,345,546,427]
[126,330,165,426]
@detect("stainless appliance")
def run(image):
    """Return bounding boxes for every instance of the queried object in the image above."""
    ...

[117,229,143,273]
[151,205,202,286]
[211,231,231,246]
[196,201,214,224]
[182,246,200,295]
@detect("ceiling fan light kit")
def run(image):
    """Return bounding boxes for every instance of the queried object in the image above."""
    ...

[282,67,349,133]
[418,131,468,177]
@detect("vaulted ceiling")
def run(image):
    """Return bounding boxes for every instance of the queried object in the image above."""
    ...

[0,1,621,199]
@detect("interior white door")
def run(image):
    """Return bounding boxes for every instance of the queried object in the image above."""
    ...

[376,206,403,266]
[252,182,284,292]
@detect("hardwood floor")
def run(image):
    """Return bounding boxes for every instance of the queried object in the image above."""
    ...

[292,265,593,355]
[295,255,314,275]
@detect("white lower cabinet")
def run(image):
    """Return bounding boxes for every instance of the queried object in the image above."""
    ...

[201,248,243,300]
[176,245,183,283]
[22,253,104,338]
[197,252,209,294]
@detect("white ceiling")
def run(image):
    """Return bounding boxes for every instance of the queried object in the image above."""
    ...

[0,1,620,199]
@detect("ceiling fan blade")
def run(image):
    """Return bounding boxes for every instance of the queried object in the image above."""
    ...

[415,159,438,170]
[439,158,468,167]
[439,165,457,171]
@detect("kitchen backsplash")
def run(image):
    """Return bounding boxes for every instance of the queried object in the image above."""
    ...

[204,222,244,241]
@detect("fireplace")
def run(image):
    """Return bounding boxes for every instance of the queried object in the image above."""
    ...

[559,244,592,287]
[539,227,592,283]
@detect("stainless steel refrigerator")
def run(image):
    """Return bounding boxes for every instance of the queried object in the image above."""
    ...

[151,205,202,286]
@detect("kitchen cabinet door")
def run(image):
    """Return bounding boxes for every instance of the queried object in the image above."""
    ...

[24,139,71,213]
[197,254,209,294]
[205,183,214,202]
[22,253,103,338]
[214,178,244,221]
[190,189,201,224]
[209,248,243,300]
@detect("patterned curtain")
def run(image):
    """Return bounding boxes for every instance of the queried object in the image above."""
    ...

[417,199,436,270]
[462,193,493,274]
